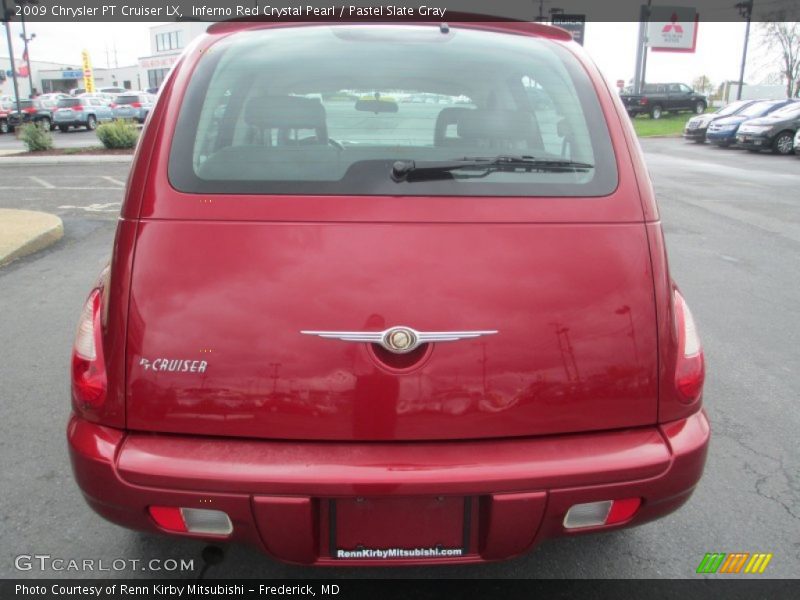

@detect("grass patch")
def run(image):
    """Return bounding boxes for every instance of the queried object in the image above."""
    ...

[631,112,695,137]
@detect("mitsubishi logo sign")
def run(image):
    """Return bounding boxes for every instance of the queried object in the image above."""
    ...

[647,6,699,53]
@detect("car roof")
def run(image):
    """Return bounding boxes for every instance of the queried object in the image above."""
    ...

[205,19,574,42]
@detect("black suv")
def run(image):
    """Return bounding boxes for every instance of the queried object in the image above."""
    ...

[621,83,707,119]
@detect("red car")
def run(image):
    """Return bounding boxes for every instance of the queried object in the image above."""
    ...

[68,20,709,565]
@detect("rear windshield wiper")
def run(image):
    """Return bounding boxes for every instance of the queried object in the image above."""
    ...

[391,155,594,182]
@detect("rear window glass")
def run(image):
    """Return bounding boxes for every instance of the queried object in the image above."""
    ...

[57,98,81,108]
[115,95,140,105]
[169,25,617,197]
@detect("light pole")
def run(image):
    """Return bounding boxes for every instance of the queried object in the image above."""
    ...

[19,20,35,96]
[1,0,22,114]
[735,0,754,101]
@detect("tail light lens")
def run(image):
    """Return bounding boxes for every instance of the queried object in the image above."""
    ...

[130,102,142,108]
[674,290,705,403]
[71,288,107,410]
[639,98,648,105]
[70,105,85,112]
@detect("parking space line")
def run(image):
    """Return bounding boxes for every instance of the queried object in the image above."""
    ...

[101,176,126,186]
[29,176,56,189]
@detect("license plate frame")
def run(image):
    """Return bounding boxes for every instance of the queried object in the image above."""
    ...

[328,496,472,560]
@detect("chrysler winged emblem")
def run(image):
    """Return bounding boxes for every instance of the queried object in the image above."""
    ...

[300,326,498,354]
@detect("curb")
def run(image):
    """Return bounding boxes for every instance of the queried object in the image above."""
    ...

[0,209,64,267]
[0,154,133,165]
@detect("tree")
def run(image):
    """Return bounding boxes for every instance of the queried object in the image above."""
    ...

[758,21,800,97]
[692,75,714,95]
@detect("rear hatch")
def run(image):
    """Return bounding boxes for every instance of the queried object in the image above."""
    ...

[124,23,658,441]
[126,221,658,441]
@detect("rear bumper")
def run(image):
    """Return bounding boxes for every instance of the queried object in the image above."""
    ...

[68,410,710,565]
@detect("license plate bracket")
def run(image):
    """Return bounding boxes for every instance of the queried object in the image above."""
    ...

[329,496,471,560]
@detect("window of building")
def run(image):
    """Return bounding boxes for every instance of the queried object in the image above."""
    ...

[148,68,170,90]
[156,30,183,52]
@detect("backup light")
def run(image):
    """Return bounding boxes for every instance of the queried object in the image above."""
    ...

[148,506,233,536]
[674,290,705,403]
[563,498,641,529]
[71,289,106,409]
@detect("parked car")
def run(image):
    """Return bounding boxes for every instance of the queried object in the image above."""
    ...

[53,96,114,131]
[0,105,12,133]
[79,92,118,103]
[67,20,709,565]
[99,86,127,95]
[69,87,86,96]
[3,98,54,131]
[620,83,707,119]
[112,92,156,123]
[705,99,796,147]
[735,100,800,154]
[683,99,758,143]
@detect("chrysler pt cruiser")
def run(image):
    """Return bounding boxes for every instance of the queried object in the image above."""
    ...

[67,19,709,565]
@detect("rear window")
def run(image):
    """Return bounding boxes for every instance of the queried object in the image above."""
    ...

[115,95,140,105]
[169,25,617,197]
[57,98,82,108]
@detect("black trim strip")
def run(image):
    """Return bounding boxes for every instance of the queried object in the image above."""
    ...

[329,499,337,558]
[462,496,472,554]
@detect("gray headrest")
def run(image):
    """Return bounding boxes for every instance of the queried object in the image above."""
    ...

[244,95,326,131]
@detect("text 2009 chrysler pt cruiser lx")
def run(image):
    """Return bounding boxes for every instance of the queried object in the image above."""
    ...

[68,20,709,565]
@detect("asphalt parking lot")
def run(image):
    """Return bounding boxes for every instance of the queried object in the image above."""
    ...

[0,139,798,579]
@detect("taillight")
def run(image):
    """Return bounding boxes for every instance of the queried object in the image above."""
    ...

[71,105,85,112]
[674,290,705,403]
[109,103,117,109]
[130,102,142,108]
[71,288,107,410]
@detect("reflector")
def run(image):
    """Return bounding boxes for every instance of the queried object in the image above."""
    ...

[563,501,612,529]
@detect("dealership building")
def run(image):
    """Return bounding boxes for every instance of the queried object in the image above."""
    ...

[1,21,207,99]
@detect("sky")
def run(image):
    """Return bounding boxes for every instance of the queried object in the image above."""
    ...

[0,20,777,90]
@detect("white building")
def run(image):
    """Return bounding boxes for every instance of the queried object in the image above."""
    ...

[1,56,139,98]
[137,22,208,91]
[1,21,209,100]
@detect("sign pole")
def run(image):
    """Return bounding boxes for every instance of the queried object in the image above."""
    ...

[633,2,652,94]
[735,1,753,101]
[2,0,22,114]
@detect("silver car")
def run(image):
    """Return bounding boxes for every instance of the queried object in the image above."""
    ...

[112,93,155,123]
[53,96,114,131]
